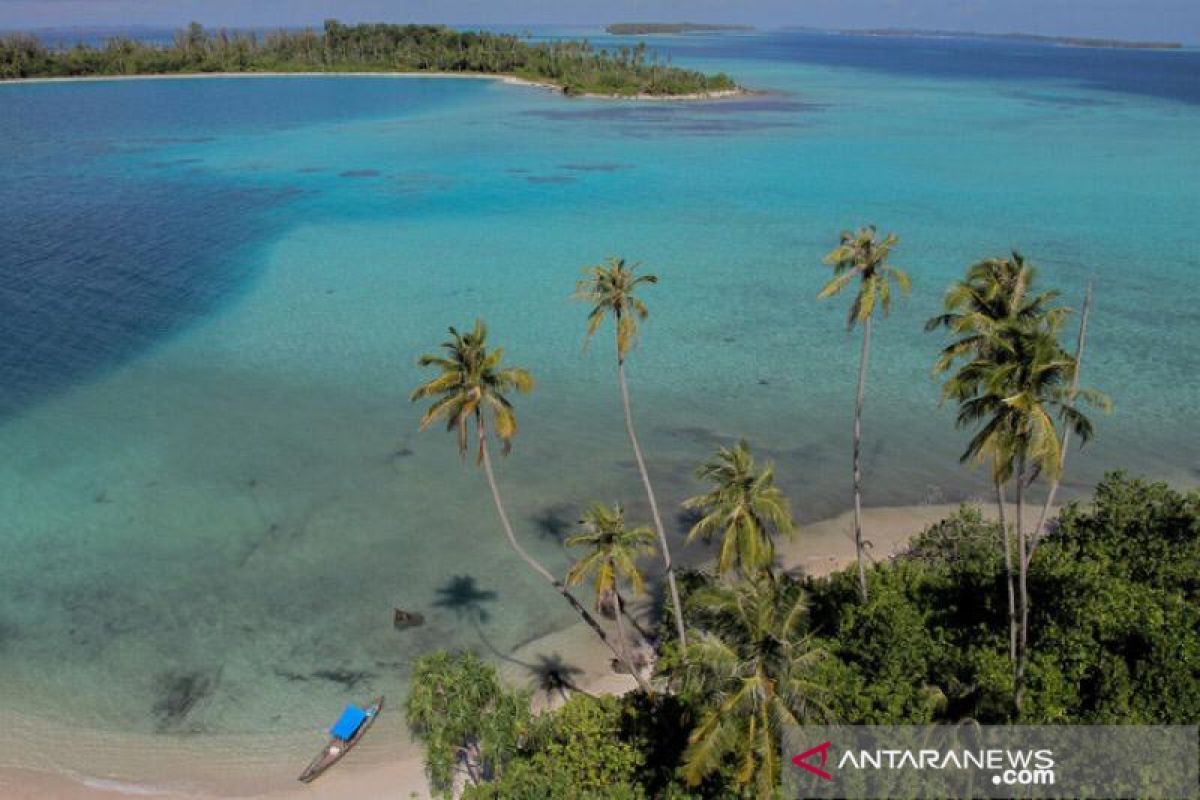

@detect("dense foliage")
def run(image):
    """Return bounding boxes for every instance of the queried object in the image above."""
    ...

[409,475,1199,797]
[404,651,532,794]
[807,474,1199,726]
[463,695,649,800]
[0,20,737,96]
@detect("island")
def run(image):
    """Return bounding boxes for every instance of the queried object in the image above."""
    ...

[606,23,755,35]
[836,27,1183,50]
[0,21,741,98]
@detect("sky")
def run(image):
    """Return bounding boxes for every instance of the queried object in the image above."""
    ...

[0,0,1197,43]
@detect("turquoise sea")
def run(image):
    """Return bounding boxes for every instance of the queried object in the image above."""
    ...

[1,28,1198,774]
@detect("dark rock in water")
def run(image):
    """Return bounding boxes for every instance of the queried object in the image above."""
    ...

[312,668,375,688]
[339,169,381,178]
[394,608,425,630]
[154,671,216,729]
[525,175,576,185]
[275,665,376,688]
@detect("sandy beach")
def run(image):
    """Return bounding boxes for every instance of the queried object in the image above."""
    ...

[0,500,1051,800]
[0,71,750,101]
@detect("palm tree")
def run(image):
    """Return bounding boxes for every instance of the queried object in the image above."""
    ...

[953,320,1108,711]
[575,257,688,647]
[682,440,794,579]
[565,502,657,692]
[927,252,1066,662]
[926,253,1066,378]
[678,578,827,795]
[818,226,911,602]
[1030,283,1093,560]
[411,320,626,667]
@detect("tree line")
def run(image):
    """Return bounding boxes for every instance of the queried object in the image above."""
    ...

[397,230,1199,798]
[0,21,737,96]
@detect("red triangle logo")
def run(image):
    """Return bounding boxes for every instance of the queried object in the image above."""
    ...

[792,740,833,781]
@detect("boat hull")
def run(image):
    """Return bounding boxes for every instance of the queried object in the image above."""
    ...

[297,695,384,784]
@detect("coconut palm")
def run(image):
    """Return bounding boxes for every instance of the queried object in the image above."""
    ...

[682,440,794,579]
[926,252,1066,379]
[927,252,1067,662]
[1030,283,1093,560]
[411,319,625,666]
[565,502,657,692]
[575,257,688,647]
[819,226,911,602]
[678,578,827,796]
[953,319,1108,711]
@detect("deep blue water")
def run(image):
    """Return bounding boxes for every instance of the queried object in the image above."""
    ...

[0,77,473,417]
[0,28,1196,780]
[2,33,1196,423]
[681,32,1200,106]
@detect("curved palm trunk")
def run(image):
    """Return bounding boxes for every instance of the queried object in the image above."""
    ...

[616,334,688,648]
[851,316,872,602]
[1014,455,1029,714]
[996,479,1016,663]
[1030,283,1092,561]
[477,424,652,693]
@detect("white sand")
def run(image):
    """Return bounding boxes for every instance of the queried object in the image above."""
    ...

[0,500,1044,799]
[0,71,750,102]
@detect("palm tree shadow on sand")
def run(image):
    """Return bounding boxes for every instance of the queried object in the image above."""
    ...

[434,573,498,623]
[432,574,591,702]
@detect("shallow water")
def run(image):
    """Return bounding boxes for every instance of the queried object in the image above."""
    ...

[0,31,1197,766]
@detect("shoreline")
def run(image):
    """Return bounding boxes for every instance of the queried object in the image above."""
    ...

[0,499,1050,800]
[0,71,752,102]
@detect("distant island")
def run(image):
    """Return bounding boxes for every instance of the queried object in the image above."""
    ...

[606,23,755,36]
[836,27,1182,50]
[0,21,740,98]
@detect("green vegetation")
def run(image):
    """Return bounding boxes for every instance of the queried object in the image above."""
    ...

[817,226,912,601]
[682,440,794,578]
[926,251,1108,710]
[409,476,1199,797]
[926,252,1065,661]
[576,259,689,646]
[400,234,1192,797]
[675,577,826,794]
[463,694,649,799]
[606,23,755,35]
[409,321,628,671]
[0,20,738,96]
[565,503,658,693]
[405,651,532,794]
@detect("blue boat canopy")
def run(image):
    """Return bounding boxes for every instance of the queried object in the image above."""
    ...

[330,705,368,740]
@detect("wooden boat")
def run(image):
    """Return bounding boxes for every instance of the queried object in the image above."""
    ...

[298,695,384,783]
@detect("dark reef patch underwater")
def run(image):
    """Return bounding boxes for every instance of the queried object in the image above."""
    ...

[0,175,290,419]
